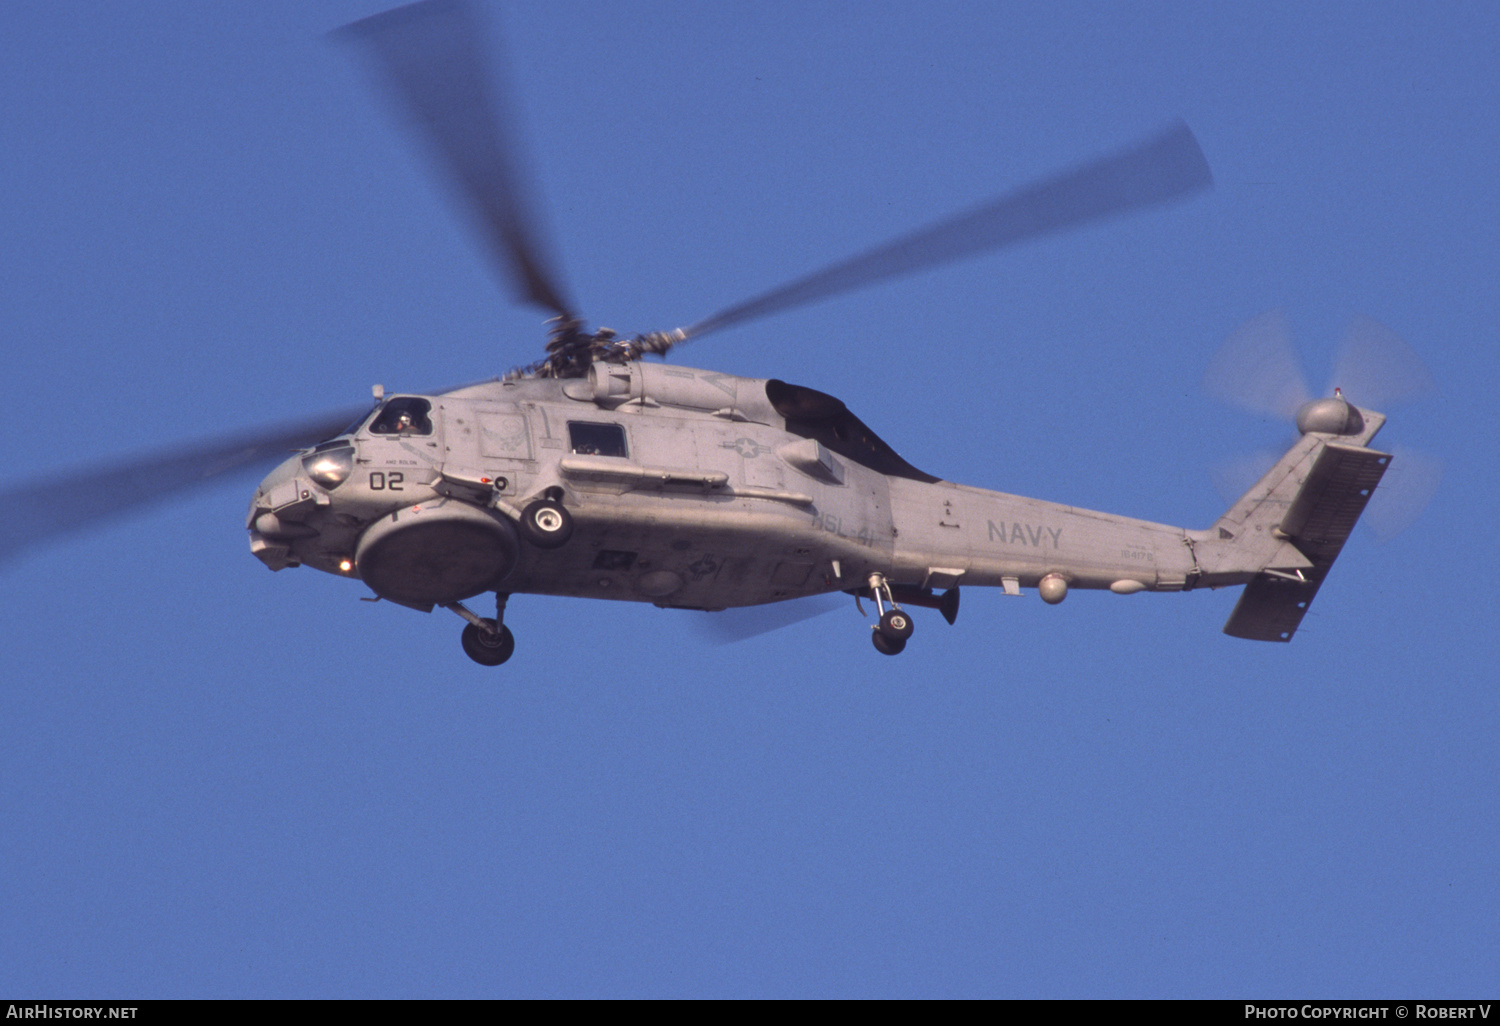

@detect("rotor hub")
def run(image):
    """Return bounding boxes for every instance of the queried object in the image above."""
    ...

[1295,395,1364,436]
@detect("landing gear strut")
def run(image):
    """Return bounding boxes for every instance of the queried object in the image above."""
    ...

[866,573,913,656]
[447,592,515,666]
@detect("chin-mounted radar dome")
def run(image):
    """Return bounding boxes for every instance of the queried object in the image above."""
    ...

[1295,389,1364,436]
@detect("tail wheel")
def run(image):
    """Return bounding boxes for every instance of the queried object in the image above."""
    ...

[877,609,914,642]
[461,620,515,666]
[871,630,906,656]
[518,499,573,549]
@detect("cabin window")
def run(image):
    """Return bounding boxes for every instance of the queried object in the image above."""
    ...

[568,421,627,458]
[368,397,433,436]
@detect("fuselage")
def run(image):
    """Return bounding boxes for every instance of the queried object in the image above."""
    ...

[248,362,1231,614]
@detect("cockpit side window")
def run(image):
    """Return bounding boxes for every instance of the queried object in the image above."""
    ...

[568,421,627,457]
[368,397,433,436]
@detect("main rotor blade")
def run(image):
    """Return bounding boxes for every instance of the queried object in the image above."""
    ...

[337,0,575,319]
[694,594,845,644]
[681,121,1212,341]
[0,409,365,565]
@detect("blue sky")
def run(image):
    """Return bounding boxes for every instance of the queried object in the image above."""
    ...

[2,0,1496,998]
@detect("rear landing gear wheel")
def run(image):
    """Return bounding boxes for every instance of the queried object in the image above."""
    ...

[518,499,573,549]
[461,619,515,666]
[871,630,907,656]
[877,609,914,642]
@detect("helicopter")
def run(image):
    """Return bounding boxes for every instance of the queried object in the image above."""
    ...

[3,0,1399,666]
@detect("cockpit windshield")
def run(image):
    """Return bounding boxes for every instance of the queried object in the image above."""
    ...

[367,397,434,436]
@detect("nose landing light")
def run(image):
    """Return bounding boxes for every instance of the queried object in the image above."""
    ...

[301,445,355,490]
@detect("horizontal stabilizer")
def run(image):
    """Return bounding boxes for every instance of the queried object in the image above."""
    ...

[1223,572,1322,641]
[1223,442,1390,642]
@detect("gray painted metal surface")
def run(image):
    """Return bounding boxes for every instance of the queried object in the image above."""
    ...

[247,362,1390,657]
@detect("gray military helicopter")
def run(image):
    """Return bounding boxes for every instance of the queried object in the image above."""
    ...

[3,0,1399,666]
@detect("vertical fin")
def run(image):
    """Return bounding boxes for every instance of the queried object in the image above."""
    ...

[1220,442,1391,641]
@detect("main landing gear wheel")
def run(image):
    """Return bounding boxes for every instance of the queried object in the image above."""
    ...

[461,619,515,666]
[877,609,914,642]
[518,498,573,548]
[863,573,914,655]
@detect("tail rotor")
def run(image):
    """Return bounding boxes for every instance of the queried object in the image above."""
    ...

[1204,310,1441,538]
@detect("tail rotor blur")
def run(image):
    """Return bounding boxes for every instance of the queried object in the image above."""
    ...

[1330,313,1436,413]
[1204,310,1441,537]
[1203,309,1311,422]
